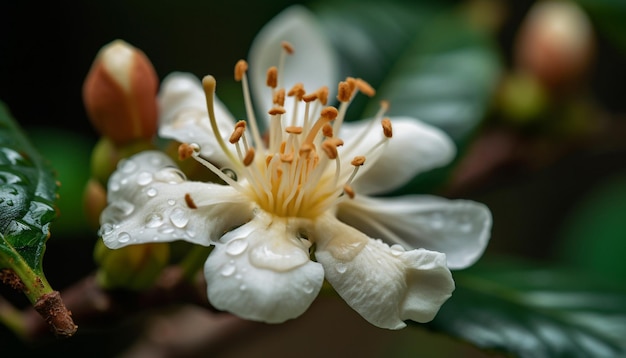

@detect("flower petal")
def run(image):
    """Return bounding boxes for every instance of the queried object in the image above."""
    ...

[336,194,492,270]
[339,116,456,195]
[248,5,338,125]
[313,214,454,329]
[158,72,236,167]
[99,151,252,249]
[205,212,324,323]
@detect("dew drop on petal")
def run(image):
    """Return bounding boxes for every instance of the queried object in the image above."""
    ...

[167,199,176,206]
[390,244,405,256]
[158,225,175,234]
[170,207,189,228]
[239,284,247,291]
[235,274,242,280]
[145,187,158,197]
[137,171,153,186]
[110,182,120,192]
[226,238,248,256]
[117,232,131,243]
[302,281,314,294]
[220,264,236,277]
[145,213,164,228]
[335,263,347,274]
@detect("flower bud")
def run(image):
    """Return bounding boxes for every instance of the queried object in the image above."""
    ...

[94,240,170,291]
[514,0,594,90]
[83,39,159,145]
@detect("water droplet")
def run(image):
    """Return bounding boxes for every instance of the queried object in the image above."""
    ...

[335,263,347,274]
[239,284,247,291]
[235,274,242,280]
[170,207,189,228]
[118,232,131,243]
[302,281,314,294]
[226,238,248,256]
[137,171,153,186]
[114,201,135,216]
[221,264,236,277]
[167,199,176,206]
[99,223,114,236]
[186,227,197,238]
[158,225,175,234]
[150,155,164,166]
[430,213,444,230]
[110,182,120,192]
[145,187,158,197]
[119,159,137,173]
[145,213,164,228]
[390,244,405,256]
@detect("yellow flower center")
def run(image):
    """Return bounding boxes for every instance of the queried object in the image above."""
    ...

[184,42,392,219]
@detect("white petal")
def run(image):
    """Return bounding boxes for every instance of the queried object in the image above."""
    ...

[313,215,454,329]
[158,72,236,167]
[339,117,456,195]
[99,151,252,249]
[248,5,339,127]
[205,213,324,323]
[337,194,492,270]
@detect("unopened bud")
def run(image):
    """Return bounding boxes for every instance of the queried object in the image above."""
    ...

[515,0,594,90]
[94,239,170,291]
[83,39,159,145]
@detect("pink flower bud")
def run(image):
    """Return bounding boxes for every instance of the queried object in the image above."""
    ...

[83,40,158,145]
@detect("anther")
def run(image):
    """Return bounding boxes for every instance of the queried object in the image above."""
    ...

[288,83,305,100]
[178,143,195,160]
[286,126,303,134]
[303,93,318,103]
[268,107,286,115]
[185,193,198,209]
[382,118,393,138]
[355,78,376,97]
[299,143,314,157]
[234,60,248,82]
[321,138,343,159]
[243,148,255,166]
[321,106,339,120]
[337,81,352,102]
[273,88,285,106]
[351,156,366,166]
[322,123,333,137]
[317,87,329,105]
[280,153,294,163]
[266,66,278,88]
[343,185,355,199]
[380,100,390,111]
[281,41,295,54]
[346,77,357,94]
[229,125,245,144]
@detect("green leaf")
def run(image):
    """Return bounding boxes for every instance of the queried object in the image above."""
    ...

[428,259,626,358]
[314,2,501,144]
[0,101,57,293]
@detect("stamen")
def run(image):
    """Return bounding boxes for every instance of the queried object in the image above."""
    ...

[234,60,248,82]
[337,81,352,102]
[355,78,376,97]
[286,126,303,134]
[317,87,329,105]
[243,148,255,166]
[232,62,263,152]
[185,193,198,209]
[303,106,338,146]
[343,185,355,199]
[266,66,278,88]
[322,123,333,138]
[351,156,366,166]
[281,41,295,54]
[287,83,305,100]
[268,107,286,115]
[189,143,243,190]
[382,117,393,138]
[303,93,318,103]
[273,88,285,106]
[178,143,195,161]
[229,121,246,143]
[201,76,238,166]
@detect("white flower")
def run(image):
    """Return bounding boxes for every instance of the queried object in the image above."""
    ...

[99,5,491,330]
